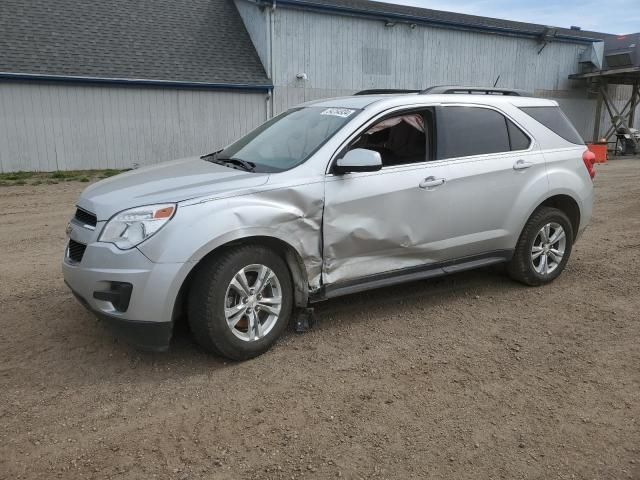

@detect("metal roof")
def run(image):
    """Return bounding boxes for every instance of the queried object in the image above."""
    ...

[275,0,613,43]
[0,0,271,90]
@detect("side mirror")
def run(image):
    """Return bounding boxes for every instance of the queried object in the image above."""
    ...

[334,148,383,174]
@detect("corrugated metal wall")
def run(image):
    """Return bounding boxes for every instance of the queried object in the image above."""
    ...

[266,7,638,141]
[234,0,270,74]
[600,84,639,140]
[3,3,638,172]
[0,82,267,172]
[271,9,585,90]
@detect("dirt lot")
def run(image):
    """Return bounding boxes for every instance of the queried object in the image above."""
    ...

[1,159,639,480]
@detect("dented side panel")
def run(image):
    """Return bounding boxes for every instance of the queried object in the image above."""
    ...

[322,149,550,284]
[138,179,326,289]
[322,162,455,284]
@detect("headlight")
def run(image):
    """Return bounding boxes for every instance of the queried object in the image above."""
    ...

[99,203,176,250]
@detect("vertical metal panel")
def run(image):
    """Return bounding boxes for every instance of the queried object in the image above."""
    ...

[601,84,640,137]
[234,0,269,74]
[271,7,592,92]
[268,7,614,140]
[0,82,267,172]
[554,97,598,141]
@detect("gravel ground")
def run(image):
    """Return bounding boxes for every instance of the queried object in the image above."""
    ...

[1,159,639,480]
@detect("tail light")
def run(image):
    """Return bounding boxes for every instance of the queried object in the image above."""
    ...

[582,150,596,180]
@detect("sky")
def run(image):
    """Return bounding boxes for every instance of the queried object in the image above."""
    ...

[379,0,640,34]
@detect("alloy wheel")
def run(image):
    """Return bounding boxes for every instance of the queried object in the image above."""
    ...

[224,264,282,342]
[531,222,566,276]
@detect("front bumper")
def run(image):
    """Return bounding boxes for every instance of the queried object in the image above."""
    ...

[62,239,190,351]
[67,284,173,351]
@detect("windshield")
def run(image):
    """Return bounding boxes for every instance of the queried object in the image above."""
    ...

[217,106,360,172]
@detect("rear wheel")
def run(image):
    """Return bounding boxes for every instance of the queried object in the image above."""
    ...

[508,207,573,286]
[188,245,293,360]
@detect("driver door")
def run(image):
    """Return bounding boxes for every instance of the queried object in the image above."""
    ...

[322,108,455,285]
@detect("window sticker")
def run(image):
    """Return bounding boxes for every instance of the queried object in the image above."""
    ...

[321,108,356,118]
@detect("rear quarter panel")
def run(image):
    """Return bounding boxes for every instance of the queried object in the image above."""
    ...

[507,102,594,237]
[542,146,594,235]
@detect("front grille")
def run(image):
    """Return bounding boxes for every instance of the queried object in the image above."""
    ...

[74,208,97,228]
[68,239,87,263]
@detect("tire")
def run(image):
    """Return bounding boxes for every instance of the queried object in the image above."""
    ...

[507,207,574,286]
[187,245,293,360]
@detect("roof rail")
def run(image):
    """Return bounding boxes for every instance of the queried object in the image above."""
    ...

[354,89,421,95]
[420,85,531,96]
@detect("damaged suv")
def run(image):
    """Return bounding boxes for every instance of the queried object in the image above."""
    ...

[63,86,595,360]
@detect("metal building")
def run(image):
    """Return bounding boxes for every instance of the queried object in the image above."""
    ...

[237,0,635,142]
[0,0,636,172]
[0,0,271,172]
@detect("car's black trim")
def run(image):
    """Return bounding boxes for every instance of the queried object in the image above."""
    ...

[67,239,87,263]
[66,282,172,352]
[93,282,133,312]
[310,250,513,302]
[422,86,530,96]
[354,89,422,96]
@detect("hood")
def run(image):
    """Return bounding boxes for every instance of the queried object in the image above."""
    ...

[77,156,270,220]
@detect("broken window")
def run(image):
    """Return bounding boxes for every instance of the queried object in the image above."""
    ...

[350,111,432,166]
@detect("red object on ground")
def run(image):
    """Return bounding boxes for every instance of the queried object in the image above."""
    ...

[582,150,596,180]
[587,143,607,164]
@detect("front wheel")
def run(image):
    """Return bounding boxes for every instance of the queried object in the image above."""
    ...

[187,245,293,360]
[507,207,574,286]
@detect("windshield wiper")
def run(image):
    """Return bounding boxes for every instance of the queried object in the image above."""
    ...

[201,151,256,172]
[201,149,222,160]
[218,157,256,172]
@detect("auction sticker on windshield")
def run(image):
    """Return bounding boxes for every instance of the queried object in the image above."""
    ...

[321,108,356,118]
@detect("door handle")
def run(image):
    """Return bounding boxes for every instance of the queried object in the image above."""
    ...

[419,176,446,189]
[513,159,534,170]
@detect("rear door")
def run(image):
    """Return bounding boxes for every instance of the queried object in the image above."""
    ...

[431,104,548,259]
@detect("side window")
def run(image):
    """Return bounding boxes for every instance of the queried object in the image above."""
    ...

[519,106,584,145]
[438,106,510,159]
[507,119,531,151]
[349,110,433,167]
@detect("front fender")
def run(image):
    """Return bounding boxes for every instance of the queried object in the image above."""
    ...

[138,184,325,288]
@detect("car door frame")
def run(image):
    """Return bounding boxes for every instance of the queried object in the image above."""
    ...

[323,104,438,175]
[313,101,543,301]
[429,102,546,259]
[320,104,459,293]
[434,102,536,160]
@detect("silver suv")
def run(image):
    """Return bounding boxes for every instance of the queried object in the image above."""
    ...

[63,86,596,360]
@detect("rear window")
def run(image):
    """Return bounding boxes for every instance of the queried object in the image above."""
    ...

[520,106,584,145]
